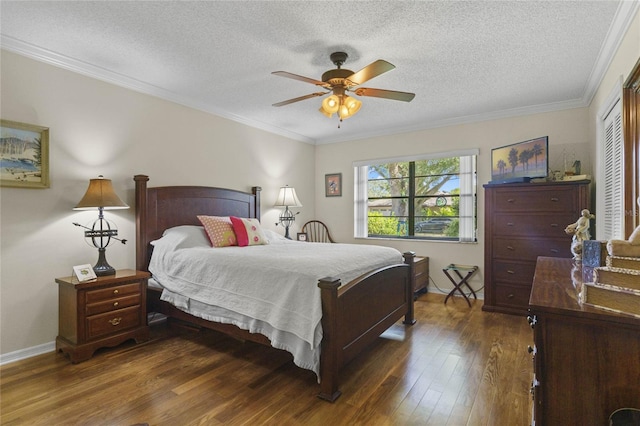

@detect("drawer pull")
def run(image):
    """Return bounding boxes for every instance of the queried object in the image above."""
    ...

[113,301,119,307]
[507,198,515,203]
[550,197,559,202]
[550,223,558,227]
[507,293,514,299]
[550,248,559,254]
[507,270,515,274]
[527,315,537,328]
[113,289,119,295]
[507,222,514,227]
[507,245,514,251]
[108,317,122,326]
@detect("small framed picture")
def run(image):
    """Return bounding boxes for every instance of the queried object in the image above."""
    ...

[297,232,308,241]
[325,173,342,197]
[73,264,97,282]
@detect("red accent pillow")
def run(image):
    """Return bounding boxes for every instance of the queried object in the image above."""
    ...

[230,217,268,247]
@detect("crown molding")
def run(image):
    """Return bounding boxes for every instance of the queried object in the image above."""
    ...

[581,0,640,105]
[3,0,637,148]
[316,98,587,145]
[0,35,315,145]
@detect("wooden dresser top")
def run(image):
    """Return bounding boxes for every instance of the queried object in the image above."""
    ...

[529,256,640,328]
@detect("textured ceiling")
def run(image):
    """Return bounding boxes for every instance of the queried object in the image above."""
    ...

[0,1,637,144]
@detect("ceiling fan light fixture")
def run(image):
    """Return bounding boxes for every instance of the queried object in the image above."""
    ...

[319,106,333,118]
[320,94,340,115]
[339,96,362,119]
[273,51,414,126]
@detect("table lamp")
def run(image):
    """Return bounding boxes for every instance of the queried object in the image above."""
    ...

[73,175,128,276]
[274,185,302,239]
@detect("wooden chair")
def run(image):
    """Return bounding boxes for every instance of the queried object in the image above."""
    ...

[301,220,335,243]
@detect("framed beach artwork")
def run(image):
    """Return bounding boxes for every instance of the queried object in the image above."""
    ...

[1,119,50,188]
[325,173,342,197]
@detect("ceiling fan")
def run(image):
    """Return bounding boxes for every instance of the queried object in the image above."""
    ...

[272,52,415,124]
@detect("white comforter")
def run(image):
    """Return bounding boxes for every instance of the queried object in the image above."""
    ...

[148,226,403,377]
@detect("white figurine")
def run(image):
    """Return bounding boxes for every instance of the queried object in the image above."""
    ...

[565,209,595,260]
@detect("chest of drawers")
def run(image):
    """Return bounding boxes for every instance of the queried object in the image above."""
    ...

[483,181,590,315]
[55,269,150,363]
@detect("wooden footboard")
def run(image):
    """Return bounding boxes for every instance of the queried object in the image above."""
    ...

[317,251,415,401]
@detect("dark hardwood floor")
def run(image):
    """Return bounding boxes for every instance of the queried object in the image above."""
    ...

[0,293,533,425]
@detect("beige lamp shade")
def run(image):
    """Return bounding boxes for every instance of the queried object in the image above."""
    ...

[274,185,302,207]
[74,175,129,210]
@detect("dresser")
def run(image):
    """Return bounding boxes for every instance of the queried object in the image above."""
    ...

[56,269,150,363]
[528,257,640,425]
[483,180,590,315]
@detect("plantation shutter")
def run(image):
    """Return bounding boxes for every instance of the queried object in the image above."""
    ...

[602,98,624,240]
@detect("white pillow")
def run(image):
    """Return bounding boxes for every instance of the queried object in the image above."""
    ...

[153,225,211,250]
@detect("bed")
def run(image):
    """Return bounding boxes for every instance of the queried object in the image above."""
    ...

[134,174,416,401]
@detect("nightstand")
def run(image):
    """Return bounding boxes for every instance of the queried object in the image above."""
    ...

[413,256,429,296]
[55,269,150,363]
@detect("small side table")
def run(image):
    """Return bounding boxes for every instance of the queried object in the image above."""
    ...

[443,264,478,307]
[55,269,150,363]
[413,256,429,297]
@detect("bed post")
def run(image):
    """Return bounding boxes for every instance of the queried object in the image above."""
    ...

[134,175,149,272]
[317,276,342,402]
[403,251,417,325]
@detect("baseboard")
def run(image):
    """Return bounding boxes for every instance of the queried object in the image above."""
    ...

[1,314,166,366]
[0,341,55,366]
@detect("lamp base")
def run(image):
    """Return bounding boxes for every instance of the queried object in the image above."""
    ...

[94,248,116,276]
[279,207,296,240]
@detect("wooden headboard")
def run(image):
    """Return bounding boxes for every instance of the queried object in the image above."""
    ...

[134,175,261,272]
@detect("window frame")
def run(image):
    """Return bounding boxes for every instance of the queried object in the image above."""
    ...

[354,149,479,242]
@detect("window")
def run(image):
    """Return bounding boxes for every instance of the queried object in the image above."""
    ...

[354,149,478,241]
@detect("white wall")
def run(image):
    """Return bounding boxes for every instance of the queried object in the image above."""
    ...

[0,50,315,358]
[314,108,591,295]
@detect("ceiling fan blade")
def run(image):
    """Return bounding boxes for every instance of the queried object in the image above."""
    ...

[272,71,328,87]
[354,87,415,102]
[346,60,396,86]
[272,92,326,107]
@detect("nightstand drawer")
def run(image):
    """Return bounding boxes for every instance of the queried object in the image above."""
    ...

[86,293,141,316]
[85,282,141,303]
[86,306,141,340]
